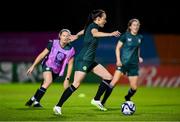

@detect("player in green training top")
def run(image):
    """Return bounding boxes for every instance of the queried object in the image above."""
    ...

[92,18,143,107]
[53,9,120,115]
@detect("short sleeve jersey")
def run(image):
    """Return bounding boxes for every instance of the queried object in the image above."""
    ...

[76,22,99,61]
[118,32,143,65]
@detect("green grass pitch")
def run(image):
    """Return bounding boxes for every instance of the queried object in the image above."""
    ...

[0,83,180,121]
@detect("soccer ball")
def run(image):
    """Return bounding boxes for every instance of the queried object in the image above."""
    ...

[121,101,136,115]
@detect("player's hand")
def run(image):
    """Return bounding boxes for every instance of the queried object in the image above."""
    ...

[116,60,122,67]
[63,79,69,89]
[111,31,121,37]
[69,35,78,42]
[139,57,143,63]
[26,66,34,75]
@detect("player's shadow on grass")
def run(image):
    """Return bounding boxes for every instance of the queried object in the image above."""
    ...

[16,107,46,111]
[106,107,120,111]
[48,114,67,119]
[90,107,119,112]
[66,105,92,108]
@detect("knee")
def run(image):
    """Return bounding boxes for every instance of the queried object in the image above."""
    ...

[72,81,81,88]
[130,84,138,90]
[42,80,52,89]
[132,87,137,91]
[103,74,113,80]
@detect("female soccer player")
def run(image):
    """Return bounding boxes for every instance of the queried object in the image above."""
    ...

[25,29,76,107]
[93,18,143,106]
[53,9,120,115]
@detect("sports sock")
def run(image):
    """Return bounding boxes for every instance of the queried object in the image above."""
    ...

[56,85,76,107]
[125,88,136,101]
[34,101,39,105]
[94,80,111,100]
[101,84,114,105]
[30,96,36,101]
[34,87,46,102]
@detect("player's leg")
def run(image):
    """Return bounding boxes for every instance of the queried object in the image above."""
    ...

[92,64,112,100]
[34,71,54,107]
[25,71,53,107]
[91,64,112,110]
[125,65,139,101]
[54,71,86,115]
[101,70,123,105]
[125,76,138,101]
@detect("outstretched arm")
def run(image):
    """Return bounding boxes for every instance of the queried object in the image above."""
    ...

[76,30,84,37]
[70,30,84,42]
[27,48,49,75]
[91,28,120,38]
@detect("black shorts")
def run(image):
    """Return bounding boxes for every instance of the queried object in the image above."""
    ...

[74,60,98,73]
[42,64,59,80]
[117,64,139,76]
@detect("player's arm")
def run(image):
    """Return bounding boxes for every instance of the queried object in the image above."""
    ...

[138,48,143,63]
[91,28,120,37]
[116,41,123,66]
[76,29,84,37]
[63,57,74,89]
[70,30,84,42]
[27,48,49,75]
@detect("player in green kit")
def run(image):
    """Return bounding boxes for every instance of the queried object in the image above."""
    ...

[92,18,143,107]
[53,9,120,115]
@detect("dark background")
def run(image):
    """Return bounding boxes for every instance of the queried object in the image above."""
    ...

[0,0,179,34]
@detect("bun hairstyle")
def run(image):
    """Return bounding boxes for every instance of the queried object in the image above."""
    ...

[84,9,105,32]
[90,9,105,21]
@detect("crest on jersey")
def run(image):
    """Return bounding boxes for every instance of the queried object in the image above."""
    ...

[138,39,141,43]
[83,66,87,71]
[127,38,132,42]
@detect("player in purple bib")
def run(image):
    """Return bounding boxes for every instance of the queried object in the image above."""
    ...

[25,29,75,107]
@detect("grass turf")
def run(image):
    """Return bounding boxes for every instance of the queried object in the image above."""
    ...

[0,83,180,121]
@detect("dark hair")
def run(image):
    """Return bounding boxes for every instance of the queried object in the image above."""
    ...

[127,18,140,32]
[84,9,105,33]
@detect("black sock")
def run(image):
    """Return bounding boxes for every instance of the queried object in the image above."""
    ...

[56,85,76,107]
[125,88,136,101]
[34,87,46,102]
[94,80,111,101]
[101,85,113,105]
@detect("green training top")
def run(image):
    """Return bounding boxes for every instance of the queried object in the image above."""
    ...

[118,32,143,65]
[76,22,99,61]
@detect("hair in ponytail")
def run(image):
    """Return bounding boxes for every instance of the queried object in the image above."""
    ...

[84,9,105,33]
